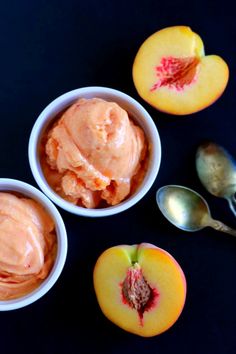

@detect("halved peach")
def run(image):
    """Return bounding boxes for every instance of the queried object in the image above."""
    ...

[93,243,186,337]
[133,26,229,115]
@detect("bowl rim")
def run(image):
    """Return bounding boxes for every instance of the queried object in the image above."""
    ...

[28,86,162,217]
[0,178,67,311]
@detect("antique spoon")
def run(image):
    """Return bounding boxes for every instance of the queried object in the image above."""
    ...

[156,185,236,236]
[196,142,236,217]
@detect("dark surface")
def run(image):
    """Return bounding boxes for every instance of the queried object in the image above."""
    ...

[0,0,236,353]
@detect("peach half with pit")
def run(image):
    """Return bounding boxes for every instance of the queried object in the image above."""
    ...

[133,26,229,115]
[93,243,186,337]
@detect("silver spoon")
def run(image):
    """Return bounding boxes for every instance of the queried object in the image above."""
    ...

[196,142,236,217]
[156,185,236,237]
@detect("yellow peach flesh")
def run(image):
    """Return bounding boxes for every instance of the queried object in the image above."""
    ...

[133,26,229,115]
[93,243,186,337]
[137,244,186,336]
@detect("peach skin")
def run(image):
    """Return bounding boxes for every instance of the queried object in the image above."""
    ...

[133,26,229,115]
[93,243,186,337]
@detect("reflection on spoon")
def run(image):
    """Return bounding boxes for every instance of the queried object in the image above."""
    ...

[196,142,236,217]
[156,185,236,237]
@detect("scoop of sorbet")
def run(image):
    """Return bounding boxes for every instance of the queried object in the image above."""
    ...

[44,98,147,208]
[0,192,56,300]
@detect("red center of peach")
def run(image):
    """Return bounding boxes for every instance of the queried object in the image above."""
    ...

[121,263,159,325]
[150,56,200,92]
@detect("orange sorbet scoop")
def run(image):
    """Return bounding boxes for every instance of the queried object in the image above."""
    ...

[44,98,147,208]
[0,192,57,300]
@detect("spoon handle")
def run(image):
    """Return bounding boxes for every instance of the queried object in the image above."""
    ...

[209,219,236,237]
[228,195,236,217]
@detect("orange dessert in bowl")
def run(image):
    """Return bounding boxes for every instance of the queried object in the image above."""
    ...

[41,97,148,208]
[0,179,67,310]
[29,87,161,217]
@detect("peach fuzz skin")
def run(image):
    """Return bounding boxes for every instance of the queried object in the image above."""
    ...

[93,243,186,337]
[0,192,57,300]
[133,26,229,115]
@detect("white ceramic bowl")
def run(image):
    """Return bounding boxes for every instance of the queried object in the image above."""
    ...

[28,86,161,217]
[0,178,67,311]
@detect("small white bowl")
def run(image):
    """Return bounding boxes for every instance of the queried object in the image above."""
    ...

[0,178,67,311]
[28,87,161,217]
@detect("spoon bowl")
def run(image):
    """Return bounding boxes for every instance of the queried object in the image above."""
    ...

[157,185,210,232]
[156,185,236,237]
[196,142,236,216]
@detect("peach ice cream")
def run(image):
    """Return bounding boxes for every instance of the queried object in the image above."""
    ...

[0,192,57,300]
[42,98,147,208]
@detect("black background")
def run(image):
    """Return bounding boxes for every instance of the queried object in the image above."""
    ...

[0,1,236,353]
